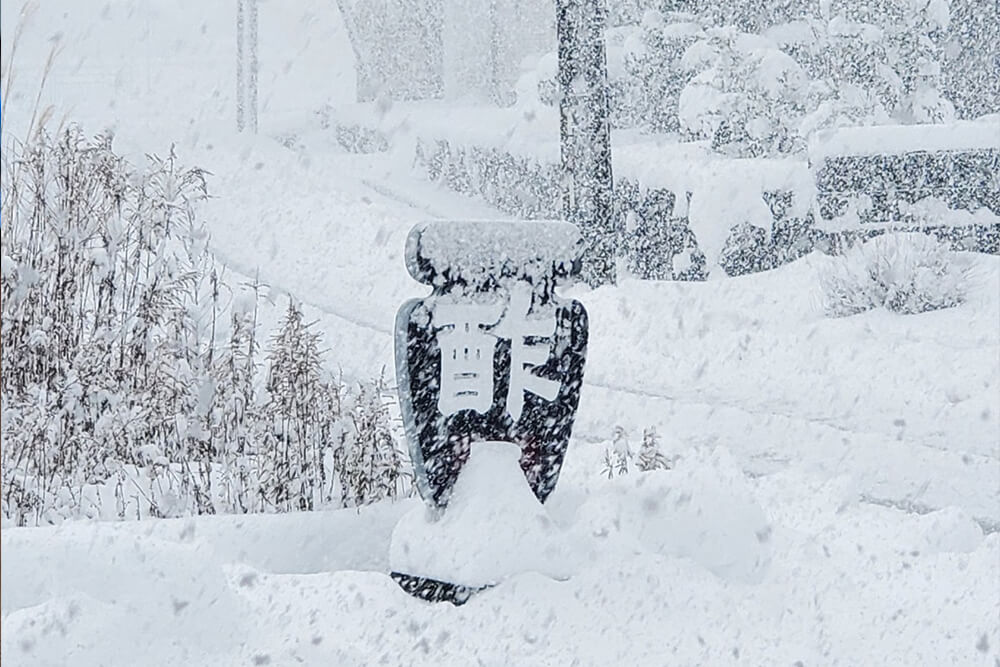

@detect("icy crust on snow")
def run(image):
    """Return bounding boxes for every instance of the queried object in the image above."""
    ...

[405,220,583,286]
[389,441,578,587]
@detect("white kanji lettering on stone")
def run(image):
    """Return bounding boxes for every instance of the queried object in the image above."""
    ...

[434,301,504,416]
[492,283,560,422]
[433,284,560,421]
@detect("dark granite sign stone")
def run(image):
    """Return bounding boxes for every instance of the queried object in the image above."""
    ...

[395,221,589,508]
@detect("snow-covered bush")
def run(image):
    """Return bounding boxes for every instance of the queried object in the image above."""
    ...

[668,0,959,151]
[0,128,411,525]
[619,11,705,132]
[679,27,814,156]
[772,0,956,130]
[819,232,970,316]
[719,222,772,276]
[637,427,671,472]
[617,181,688,280]
[604,426,671,477]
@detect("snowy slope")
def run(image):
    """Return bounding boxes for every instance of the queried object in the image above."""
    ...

[3,135,998,663]
[197,138,1000,528]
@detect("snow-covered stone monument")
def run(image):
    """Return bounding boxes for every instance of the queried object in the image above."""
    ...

[391,220,589,602]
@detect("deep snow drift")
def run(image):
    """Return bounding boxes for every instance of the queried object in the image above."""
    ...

[390,441,577,587]
[4,437,997,665]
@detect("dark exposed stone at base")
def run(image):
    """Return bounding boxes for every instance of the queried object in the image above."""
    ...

[390,571,491,606]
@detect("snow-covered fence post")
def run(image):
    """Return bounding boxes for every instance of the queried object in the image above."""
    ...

[236,0,258,133]
[557,0,616,286]
[394,221,589,510]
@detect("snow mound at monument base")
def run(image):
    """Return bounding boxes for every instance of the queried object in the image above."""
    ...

[389,441,578,588]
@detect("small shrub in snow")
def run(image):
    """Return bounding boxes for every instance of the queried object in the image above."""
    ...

[604,426,673,477]
[637,427,671,472]
[819,232,970,317]
[602,426,633,479]
[601,450,619,480]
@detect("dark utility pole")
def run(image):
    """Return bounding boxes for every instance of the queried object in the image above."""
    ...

[237,0,258,133]
[557,0,615,286]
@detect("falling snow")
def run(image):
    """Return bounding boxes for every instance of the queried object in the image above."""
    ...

[1,0,998,665]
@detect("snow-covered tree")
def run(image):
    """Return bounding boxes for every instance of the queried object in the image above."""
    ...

[679,27,814,156]
[620,10,704,132]
[337,374,410,507]
[259,299,332,512]
[774,0,956,129]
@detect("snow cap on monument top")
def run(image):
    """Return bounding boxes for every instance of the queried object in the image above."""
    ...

[405,220,584,287]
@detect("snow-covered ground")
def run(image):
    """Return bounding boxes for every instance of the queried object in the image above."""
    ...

[3,2,999,665]
[4,432,998,665]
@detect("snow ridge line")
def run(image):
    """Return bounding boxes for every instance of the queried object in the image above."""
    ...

[358,176,455,220]
[859,494,1000,535]
[207,243,394,336]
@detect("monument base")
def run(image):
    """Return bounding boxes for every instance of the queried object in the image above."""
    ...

[389,571,491,606]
